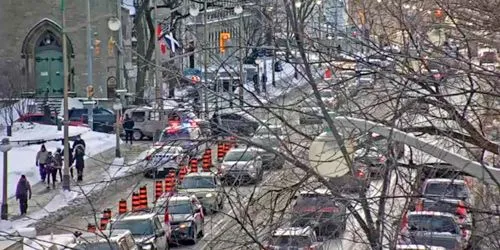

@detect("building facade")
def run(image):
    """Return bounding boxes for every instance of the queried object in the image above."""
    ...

[0,0,131,99]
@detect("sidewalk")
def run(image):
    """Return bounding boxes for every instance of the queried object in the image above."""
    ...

[6,143,148,229]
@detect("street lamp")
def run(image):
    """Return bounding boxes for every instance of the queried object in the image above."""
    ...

[113,99,123,158]
[0,138,12,220]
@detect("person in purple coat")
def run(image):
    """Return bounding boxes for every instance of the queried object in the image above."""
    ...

[15,175,32,215]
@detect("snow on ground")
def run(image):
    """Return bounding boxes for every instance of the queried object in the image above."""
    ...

[4,123,90,145]
[0,123,117,199]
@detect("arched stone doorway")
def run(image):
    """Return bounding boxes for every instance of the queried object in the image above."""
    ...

[21,18,74,97]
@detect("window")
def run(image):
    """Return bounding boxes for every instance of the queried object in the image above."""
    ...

[181,176,217,189]
[131,111,146,122]
[153,217,163,230]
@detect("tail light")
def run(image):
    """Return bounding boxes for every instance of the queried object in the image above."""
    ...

[306,246,317,250]
[461,228,468,239]
[378,155,387,163]
[355,169,366,179]
[400,212,408,229]
[456,201,467,218]
[145,155,152,161]
[415,200,423,211]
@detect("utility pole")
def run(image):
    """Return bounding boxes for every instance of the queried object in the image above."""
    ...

[86,0,94,131]
[203,0,209,118]
[61,0,71,191]
[154,0,164,120]
[238,13,244,106]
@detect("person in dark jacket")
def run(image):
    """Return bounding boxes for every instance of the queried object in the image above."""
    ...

[72,135,86,150]
[15,175,32,215]
[123,114,135,145]
[53,148,63,182]
[73,143,85,181]
[45,152,56,189]
[35,144,49,182]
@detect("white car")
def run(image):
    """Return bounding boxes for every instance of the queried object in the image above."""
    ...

[266,226,324,249]
[220,147,263,184]
[253,124,285,140]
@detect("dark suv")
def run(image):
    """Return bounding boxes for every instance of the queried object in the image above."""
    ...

[69,107,115,133]
[210,112,259,136]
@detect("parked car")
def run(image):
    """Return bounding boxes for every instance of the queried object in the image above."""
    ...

[155,194,204,245]
[250,136,284,169]
[143,145,186,178]
[291,189,348,238]
[399,211,465,249]
[220,147,263,184]
[107,211,170,250]
[16,113,88,127]
[210,112,259,137]
[178,172,224,213]
[69,107,115,133]
[65,230,138,250]
[123,106,204,140]
[265,226,324,250]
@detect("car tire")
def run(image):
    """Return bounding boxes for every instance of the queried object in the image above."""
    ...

[133,130,143,140]
[189,226,198,245]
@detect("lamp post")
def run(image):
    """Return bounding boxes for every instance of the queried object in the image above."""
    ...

[0,138,12,220]
[61,0,71,192]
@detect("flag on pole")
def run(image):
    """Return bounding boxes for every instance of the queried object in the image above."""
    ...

[163,32,181,54]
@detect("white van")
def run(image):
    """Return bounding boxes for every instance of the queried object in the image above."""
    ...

[123,106,200,140]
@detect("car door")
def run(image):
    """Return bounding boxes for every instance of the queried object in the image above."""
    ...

[153,217,166,249]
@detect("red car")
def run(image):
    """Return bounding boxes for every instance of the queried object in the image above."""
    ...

[16,113,88,127]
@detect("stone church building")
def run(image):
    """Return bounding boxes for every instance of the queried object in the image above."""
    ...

[0,0,131,100]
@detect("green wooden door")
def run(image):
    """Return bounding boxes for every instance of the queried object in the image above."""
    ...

[35,50,64,97]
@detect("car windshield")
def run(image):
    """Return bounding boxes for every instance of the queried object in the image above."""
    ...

[271,236,311,247]
[224,151,254,162]
[167,202,192,214]
[251,137,280,148]
[424,182,469,199]
[294,194,340,215]
[111,219,154,236]
[180,176,216,189]
[408,215,459,234]
[72,242,120,250]
[255,126,282,136]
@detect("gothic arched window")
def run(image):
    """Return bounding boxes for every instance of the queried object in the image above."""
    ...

[36,31,61,49]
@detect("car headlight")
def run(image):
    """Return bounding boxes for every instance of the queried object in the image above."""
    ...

[205,193,213,198]
[179,221,192,229]
[248,165,254,169]
[141,244,154,250]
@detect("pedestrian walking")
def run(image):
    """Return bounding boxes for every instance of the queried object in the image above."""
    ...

[123,114,135,145]
[35,144,49,182]
[15,175,32,215]
[45,152,57,189]
[72,135,86,150]
[73,143,85,182]
[53,148,63,182]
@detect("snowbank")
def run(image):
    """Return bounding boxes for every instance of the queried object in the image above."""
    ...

[0,124,117,198]
[0,99,36,126]
[5,123,91,146]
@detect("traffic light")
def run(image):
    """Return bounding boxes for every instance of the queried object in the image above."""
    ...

[219,32,231,53]
[86,85,94,98]
[94,39,101,56]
